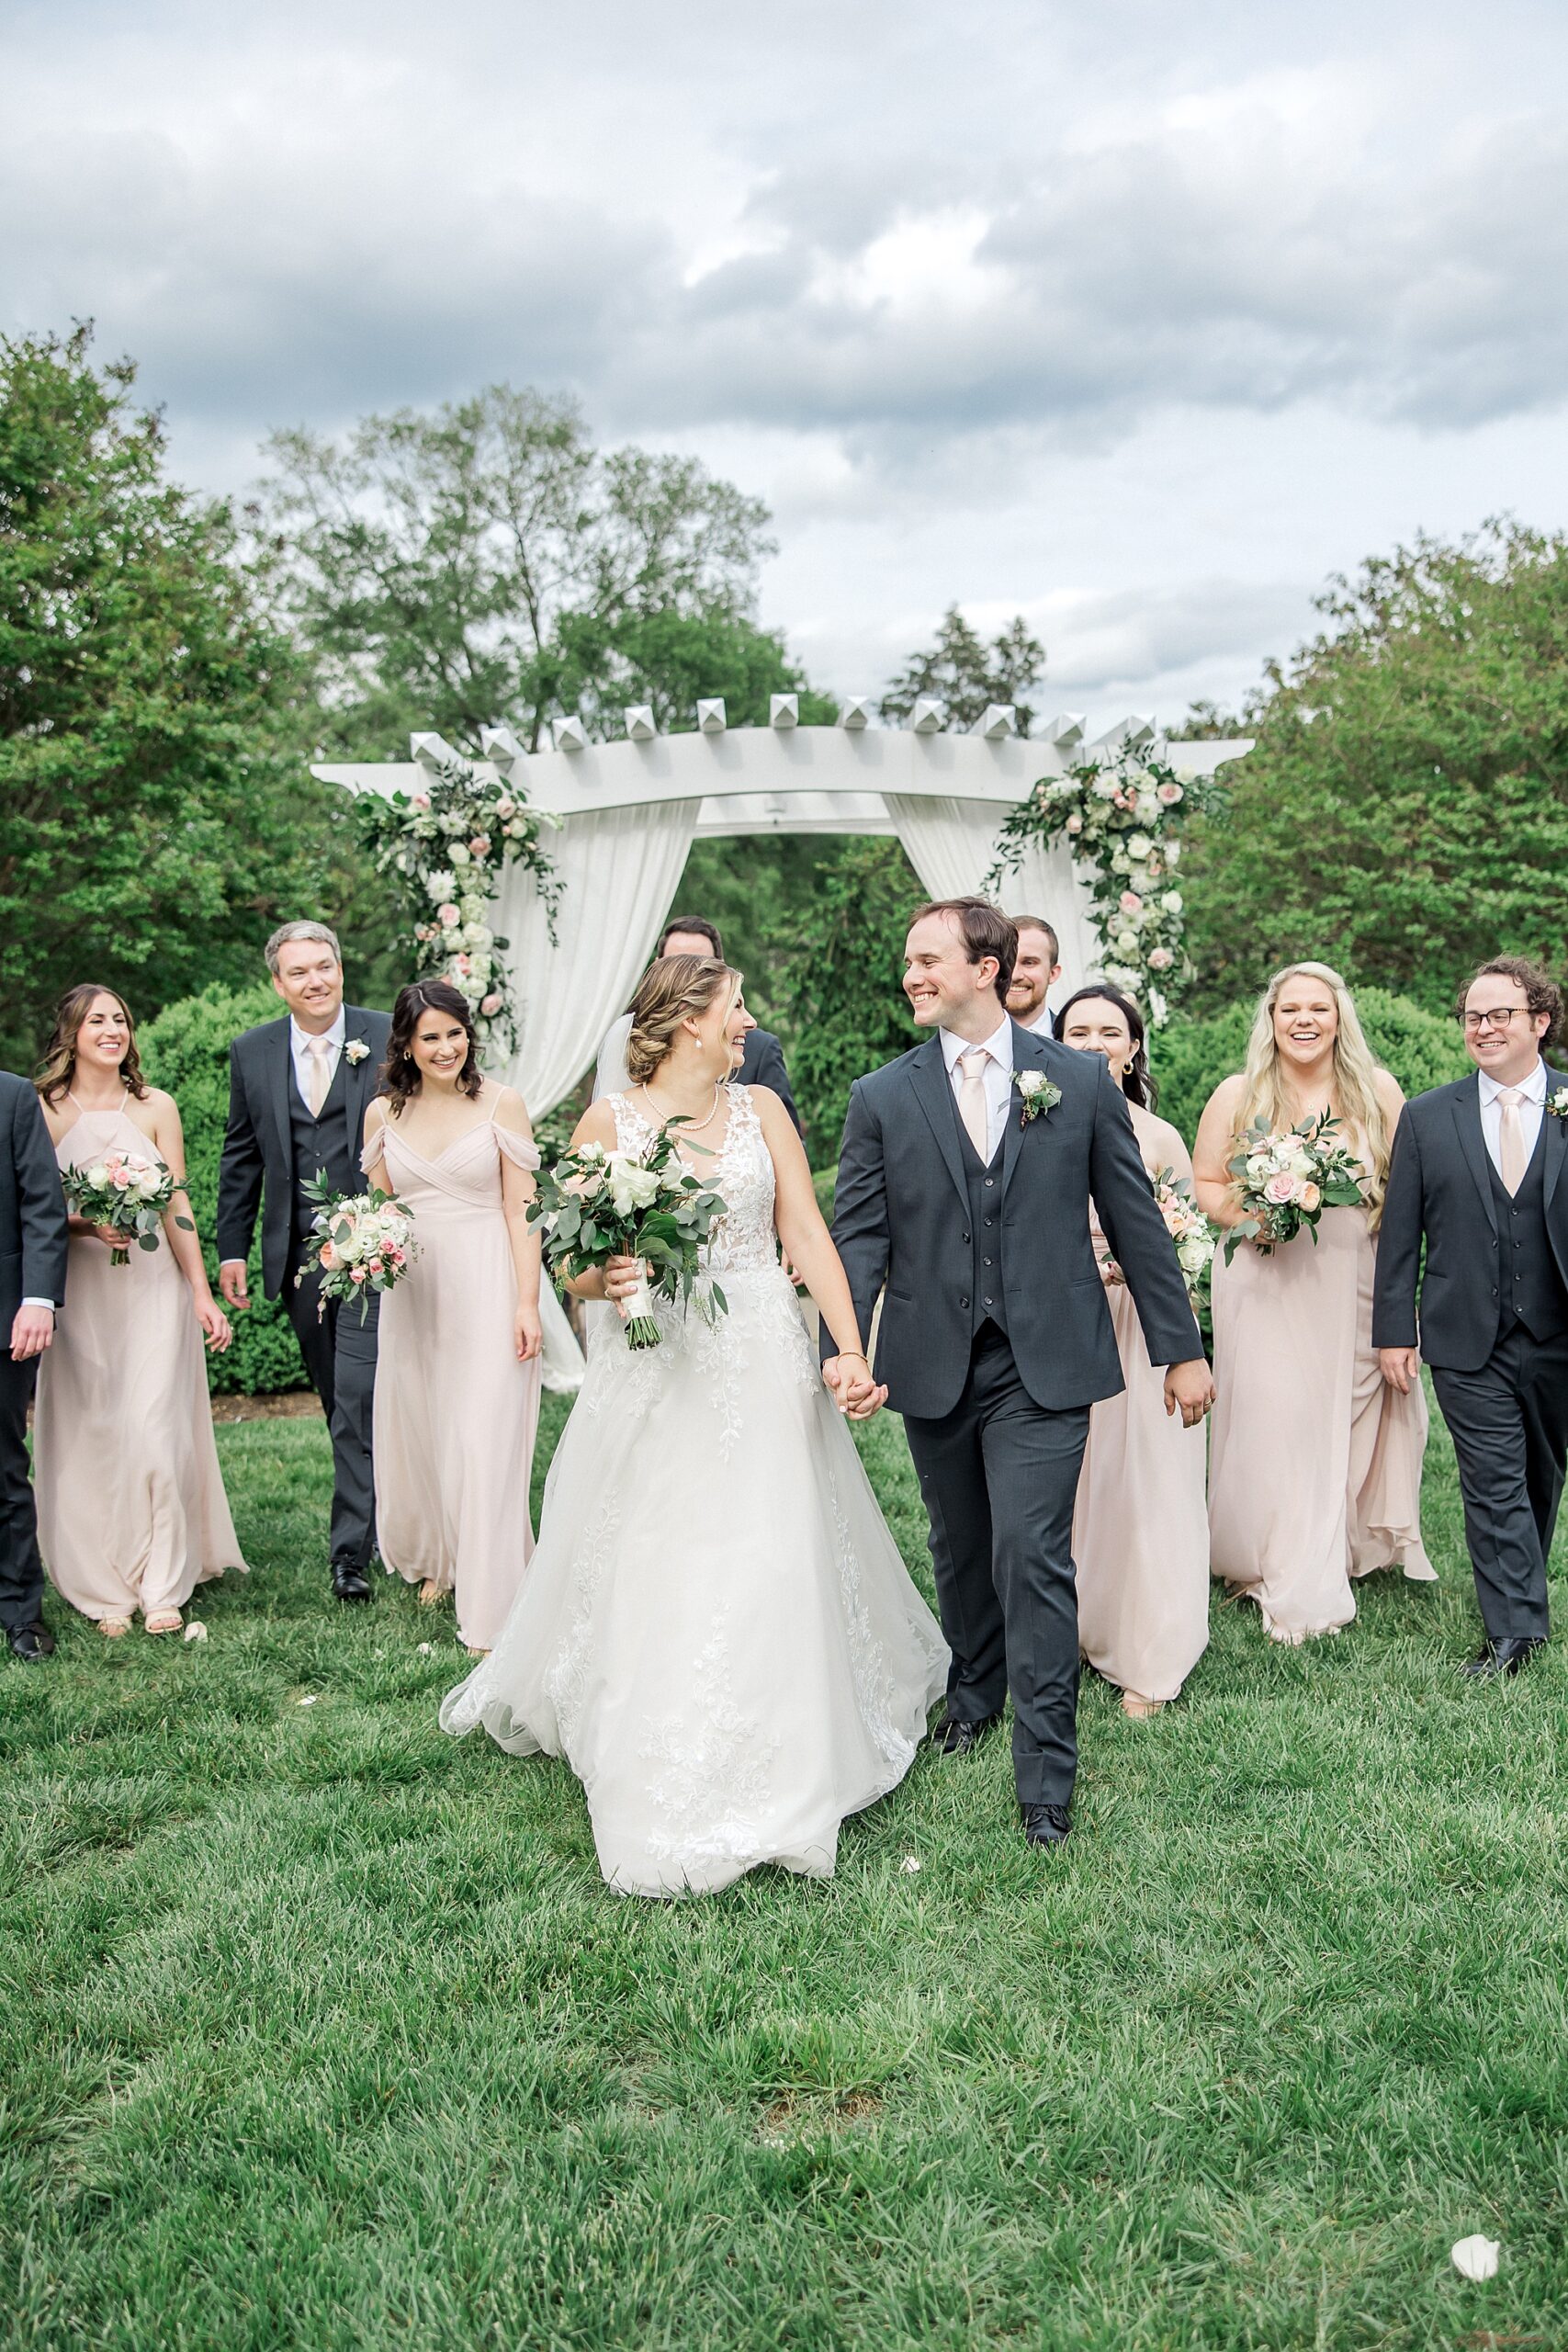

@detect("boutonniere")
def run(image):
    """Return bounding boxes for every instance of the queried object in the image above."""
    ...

[1547,1087,1568,1120]
[1016,1071,1062,1127]
[344,1039,370,1066]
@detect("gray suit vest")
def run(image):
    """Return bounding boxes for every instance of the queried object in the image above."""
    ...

[1488,1127,1568,1341]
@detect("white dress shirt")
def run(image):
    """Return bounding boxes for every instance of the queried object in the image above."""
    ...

[1479,1057,1547,1178]
[941,1012,1016,1164]
[290,1009,345,1113]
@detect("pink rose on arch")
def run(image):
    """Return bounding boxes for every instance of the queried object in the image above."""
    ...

[468,835,491,859]
[1299,1181,1322,1212]
[409,790,430,810]
[1119,891,1143,915]
[495,797,516,820]
[437,902,461,928]
[480,991,502,1015]
[1263,1171,1298,1205]
[1157,780,1184,805]
[1147,946,1174,970]
[453,954,473,977]
[1065,812,1084,834]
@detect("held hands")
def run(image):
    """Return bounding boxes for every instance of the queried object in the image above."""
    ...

[514,1303,543,1362]
[219,1260,250,1311]
[196,1297,232,1353]
[1379,1346,1419,1395]
[9,1305,54,1363]
[1163,1357,1216,1430]
[822,1353,886,1421]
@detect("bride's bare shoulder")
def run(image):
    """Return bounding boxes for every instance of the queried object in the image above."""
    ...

[571,1098,619,1152]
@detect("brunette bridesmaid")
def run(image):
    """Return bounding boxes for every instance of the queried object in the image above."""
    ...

[1055,986,1210,1716]
[35,987,244,1635]
[363,981,544,1654]
[1194,962,1433,1644]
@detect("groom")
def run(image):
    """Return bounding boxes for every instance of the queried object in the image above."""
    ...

[217,922,391,1602]
[829,899,1213,1847]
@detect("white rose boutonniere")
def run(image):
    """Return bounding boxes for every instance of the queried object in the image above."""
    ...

[344,1039,371,1066]
[1547,1086,1568,1120]
[1017,1070,1063,1128]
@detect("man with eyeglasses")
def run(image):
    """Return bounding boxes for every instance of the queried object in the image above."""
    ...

[1374,956,1568,1678]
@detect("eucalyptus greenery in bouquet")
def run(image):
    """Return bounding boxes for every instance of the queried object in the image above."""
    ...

[531,1124,729,1350]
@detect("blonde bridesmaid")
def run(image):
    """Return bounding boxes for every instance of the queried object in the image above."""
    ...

[1194,962,1433,1644]
[35,987,244,1635]
[364,980,544,1655]
[1054,986,1210,1716]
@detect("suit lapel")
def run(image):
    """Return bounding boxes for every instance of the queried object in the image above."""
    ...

[1451,1072,1496,1237]
[908,1036,971,1218]
[1000,1021,1048,1200]
[1544,1065,1567,1206]
[266,1019,295,1174]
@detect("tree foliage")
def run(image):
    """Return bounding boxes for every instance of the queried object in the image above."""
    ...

[254,385,801,754]
[1180,522,1568,1014]
[0,326,352,1071]
[881,605,1046,735]
[770,836,924,1159]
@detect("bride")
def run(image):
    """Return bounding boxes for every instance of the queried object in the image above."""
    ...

[441,954,948,1896]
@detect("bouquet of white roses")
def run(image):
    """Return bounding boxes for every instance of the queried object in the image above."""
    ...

[1097,1166,1218,1317]
[297,1173,419,1321]
[1224,1113,1365,1264]
[62,1148,190,1266]
[530,1123,729,1350]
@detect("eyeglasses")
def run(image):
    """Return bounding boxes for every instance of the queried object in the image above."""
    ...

[1458,1005,1531,1034]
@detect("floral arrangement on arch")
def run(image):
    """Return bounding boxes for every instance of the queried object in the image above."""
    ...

[358,752,559,1061]
[986,750,1225,1023]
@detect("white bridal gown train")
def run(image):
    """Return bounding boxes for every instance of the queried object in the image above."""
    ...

[441,1085,949,1897]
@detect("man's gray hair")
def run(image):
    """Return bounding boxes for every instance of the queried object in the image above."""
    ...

[265,920,343,975]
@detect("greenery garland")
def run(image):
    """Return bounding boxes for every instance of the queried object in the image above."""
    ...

[986,749,1226,1023]
[358,753,560,1060]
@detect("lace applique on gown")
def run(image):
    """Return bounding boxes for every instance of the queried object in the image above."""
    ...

[441,1084,949,1896]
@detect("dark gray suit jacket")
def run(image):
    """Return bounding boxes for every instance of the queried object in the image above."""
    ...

[739,1029,801,1136]
[216,1010,391,1299]
[830,1022,1202,1419]
[0,1073,69,1328]
[1372,1065,1568,1371]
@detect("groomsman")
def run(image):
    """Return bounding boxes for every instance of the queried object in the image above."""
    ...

[1004,917,1063,1035]
[0,1071,69,1661]
[1375,956,1568,1677]
[593,913,802,1133]
[217,924,391,1602]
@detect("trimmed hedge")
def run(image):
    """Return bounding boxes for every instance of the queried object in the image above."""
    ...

[1154,986,1472,1148]
[139,980,310,1395]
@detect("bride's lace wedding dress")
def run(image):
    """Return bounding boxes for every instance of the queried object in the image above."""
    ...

[440,1085,949,1897]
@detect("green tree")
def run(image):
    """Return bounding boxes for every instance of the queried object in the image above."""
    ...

[254,385,787,755]
[771,836,924,1160]
[881,605,1045,735]
[1180,522,1568,1013]
[0,324,352,1069]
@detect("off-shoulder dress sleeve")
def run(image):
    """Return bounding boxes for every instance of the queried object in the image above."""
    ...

[361,1129,389,1181]
[495,1125,542,1172]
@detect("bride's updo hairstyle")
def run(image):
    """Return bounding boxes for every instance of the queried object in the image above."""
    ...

[626,956,742,1086]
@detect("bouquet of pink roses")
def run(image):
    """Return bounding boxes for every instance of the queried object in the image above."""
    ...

[297,1174,419,1321]
[1224,1113,1365,1264]
[1097,1167,1218,1316]
[61,1148,189,1266]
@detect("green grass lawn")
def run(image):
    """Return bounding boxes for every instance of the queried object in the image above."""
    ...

[4,1392,1566,2350]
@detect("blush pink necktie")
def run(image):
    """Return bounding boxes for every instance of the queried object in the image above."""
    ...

[958,1050,991,1159]
[1497,1087,1528,1195]
[304,1035,334,1118]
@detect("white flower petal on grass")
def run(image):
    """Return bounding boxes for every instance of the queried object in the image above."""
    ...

[297,1694,319,1708]
[182,1621,208,1643]
[899,1855,922,1873]
[1450,2235,1500,2280]
[417,1642,434,1656]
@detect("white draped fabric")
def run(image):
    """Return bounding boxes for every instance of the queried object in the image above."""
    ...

[491,797,699,1394]
[883,795,1103,1012]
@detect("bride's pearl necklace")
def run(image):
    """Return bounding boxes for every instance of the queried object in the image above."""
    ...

[638,1080,722,1136]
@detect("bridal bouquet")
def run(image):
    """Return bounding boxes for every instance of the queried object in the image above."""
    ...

[1097,1168,1218,1316]
[531,1125,729,1350]
[297,1174,419,1321]
[62,1149,190,1266]
[1224,1113,1365,1264]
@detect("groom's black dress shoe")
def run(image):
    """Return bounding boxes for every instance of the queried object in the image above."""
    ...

[1021,1803,1071,1849]
[332,1563,372,1604]
[6,1622,56,1663]
[930,1712,1002,1755]
[1461,1636,1545,1680]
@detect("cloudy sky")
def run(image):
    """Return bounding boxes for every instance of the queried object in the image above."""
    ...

[6,0,1567,723]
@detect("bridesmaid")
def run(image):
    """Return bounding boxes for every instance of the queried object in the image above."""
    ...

[1194,962,1433,1644]
[35,987,244,1636]
[1054,985,1210,1717]
[364,980,544,1655]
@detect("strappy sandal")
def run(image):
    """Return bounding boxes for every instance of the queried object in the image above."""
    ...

[1120,1690,1165,1720]
[97,1617,131,1640]
[144,1611,183,1636]
[417,1579,445,1607]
